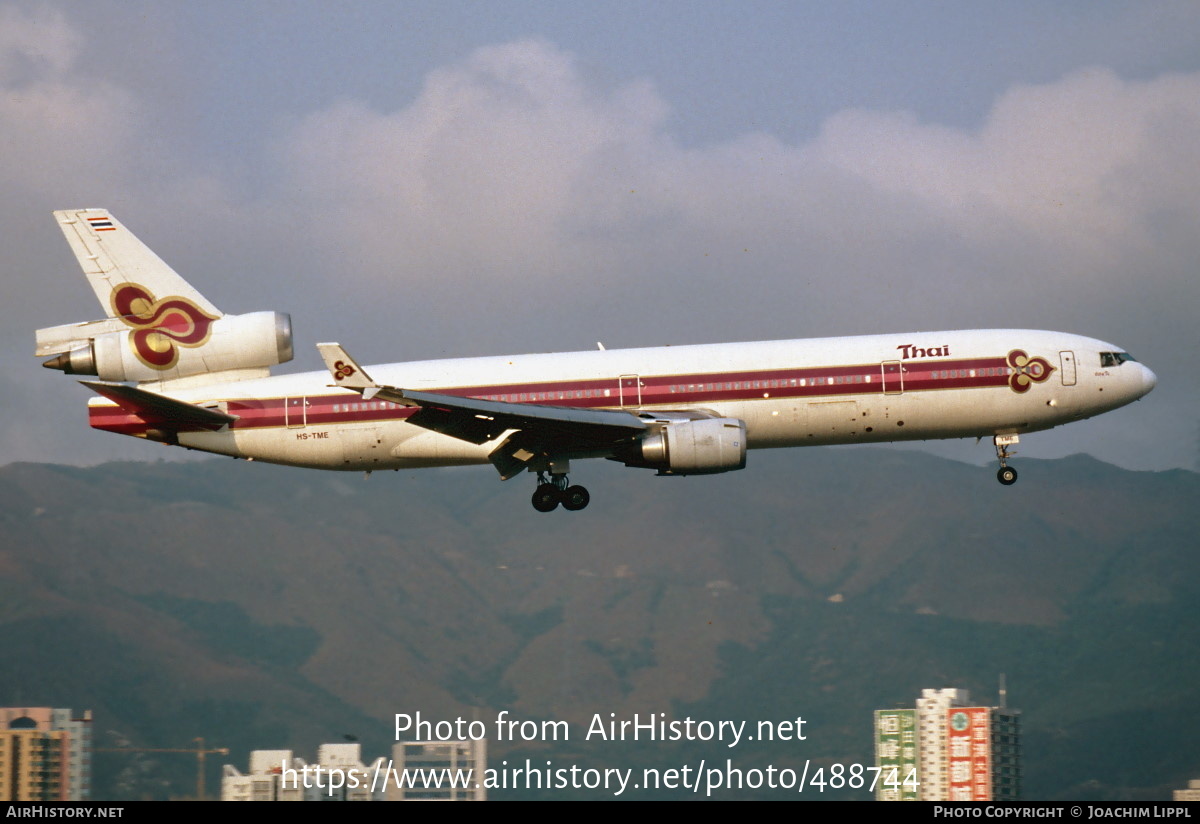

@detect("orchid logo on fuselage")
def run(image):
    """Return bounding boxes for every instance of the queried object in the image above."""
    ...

[1006,350,1055,393]
[110,282,218,370]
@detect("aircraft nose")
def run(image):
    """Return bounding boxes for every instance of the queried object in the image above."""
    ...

[1139,363,1157,397]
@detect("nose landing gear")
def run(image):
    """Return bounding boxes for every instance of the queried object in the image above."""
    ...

[531,471,590,512]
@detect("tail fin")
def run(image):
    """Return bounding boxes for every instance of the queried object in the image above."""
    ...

[54,209,221,318]
[39,210,292,386]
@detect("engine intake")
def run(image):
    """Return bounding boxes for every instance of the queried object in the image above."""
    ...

[619,417,747,475]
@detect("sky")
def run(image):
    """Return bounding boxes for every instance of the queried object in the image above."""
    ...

[3,1,1198,471]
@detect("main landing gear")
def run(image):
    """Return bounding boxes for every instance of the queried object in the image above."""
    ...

[531,472,590,512]
[994,434,1019,486]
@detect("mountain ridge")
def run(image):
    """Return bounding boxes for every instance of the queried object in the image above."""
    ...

[0,448,1194,799]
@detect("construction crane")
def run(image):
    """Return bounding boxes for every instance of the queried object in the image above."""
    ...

[95,737,229,800]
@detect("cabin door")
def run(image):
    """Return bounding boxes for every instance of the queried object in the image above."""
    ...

[881,361,905,394]
[618,374,643,408]
[285,397,308,428]
[1059,351,1077,386]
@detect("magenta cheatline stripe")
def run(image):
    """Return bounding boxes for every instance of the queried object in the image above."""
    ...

[87,356,1017,434]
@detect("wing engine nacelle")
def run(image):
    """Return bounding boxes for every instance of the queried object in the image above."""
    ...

[618,416,747,475]
[38,311,293,383]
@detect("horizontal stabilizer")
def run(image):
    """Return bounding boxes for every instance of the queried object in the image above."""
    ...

[36,318,130,357]
[80,381,237,430]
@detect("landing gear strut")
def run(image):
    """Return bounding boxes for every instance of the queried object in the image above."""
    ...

[530,471,590,512]
[994,435,1019,485]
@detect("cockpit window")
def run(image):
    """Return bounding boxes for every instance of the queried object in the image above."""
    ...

[1100,352,1136,367]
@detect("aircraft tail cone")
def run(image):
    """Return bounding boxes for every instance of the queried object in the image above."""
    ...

[42,353,69,371]
[40,344,96,375]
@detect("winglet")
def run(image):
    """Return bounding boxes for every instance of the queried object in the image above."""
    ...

[317,342,376,391]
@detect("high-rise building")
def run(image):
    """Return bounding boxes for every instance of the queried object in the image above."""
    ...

[386,741,487,801]
[0,708,92,801]
[874,689,1020,801]
[873,708,919,801]
[314,743,381,802]
[0,729,69,801]
[988,708,1021,801]
[222,740,487,801]
[916,688,972,801]
[1175,779,1200,802]
[222,743,386,801]
[221,750,307,801]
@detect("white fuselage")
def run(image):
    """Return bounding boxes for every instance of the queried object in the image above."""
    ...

[88,328,1156,473]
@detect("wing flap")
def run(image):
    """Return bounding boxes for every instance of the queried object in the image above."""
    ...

[488,430,558,480]
[399,387,647,443]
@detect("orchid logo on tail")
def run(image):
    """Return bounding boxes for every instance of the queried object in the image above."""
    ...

[110,283,218,370]
[332,360,357,381]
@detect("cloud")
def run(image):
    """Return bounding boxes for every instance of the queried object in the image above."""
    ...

[6,29,1196,469]
[814,68,1200,269]
[0,5,247,468]
[281,43,1200,318]
[0,5,138,195]
[0,4,80,77]
[272,42,1197,472]
[284,40,674,282]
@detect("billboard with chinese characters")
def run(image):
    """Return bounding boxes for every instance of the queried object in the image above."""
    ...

[874,709,919,800]
[947,707,991,801]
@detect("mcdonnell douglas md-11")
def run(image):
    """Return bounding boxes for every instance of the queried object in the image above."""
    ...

[36,209,1156,511]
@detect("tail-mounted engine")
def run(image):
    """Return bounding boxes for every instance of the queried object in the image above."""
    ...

[616,414,747,475]
[37,310,293,384]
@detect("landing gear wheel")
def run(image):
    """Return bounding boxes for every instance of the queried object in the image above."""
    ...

[992,435,1020,487]
[561,485,590,511]
[532,483,561,512]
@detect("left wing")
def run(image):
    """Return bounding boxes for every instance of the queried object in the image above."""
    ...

[317,343,648,479]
